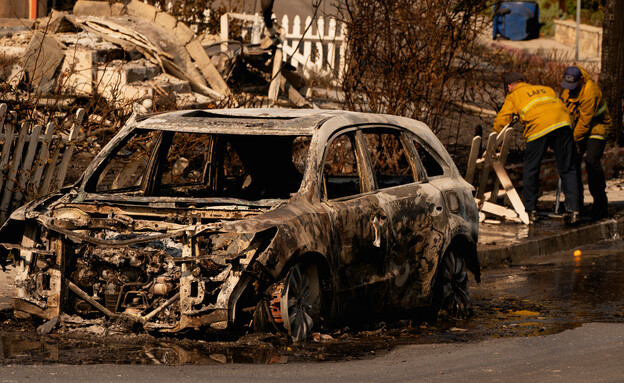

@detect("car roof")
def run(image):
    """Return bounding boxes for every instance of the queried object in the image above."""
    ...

[133,108,436,139]
[135,108,337,136]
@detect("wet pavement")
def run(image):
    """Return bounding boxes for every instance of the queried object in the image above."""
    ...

[478,177,624,267]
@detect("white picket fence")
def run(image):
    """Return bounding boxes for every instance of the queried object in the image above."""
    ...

[220,13,347,81]
[279,14,347,80]
[0,104,84,224]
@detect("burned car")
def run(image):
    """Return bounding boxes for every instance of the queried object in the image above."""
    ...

[0,109,479,341]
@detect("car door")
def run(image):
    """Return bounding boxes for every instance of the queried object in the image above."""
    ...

[320,129,391,313]
[360,127,449,310]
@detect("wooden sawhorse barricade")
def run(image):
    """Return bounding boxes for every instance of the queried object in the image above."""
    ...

[465,126,530,224]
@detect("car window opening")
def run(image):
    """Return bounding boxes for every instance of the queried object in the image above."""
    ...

[323,133,361,199]
[363,132,416,189]
[92,130,311,201]
[413,140,444,177]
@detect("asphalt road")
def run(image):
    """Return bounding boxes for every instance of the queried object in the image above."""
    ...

[0,322,623,382]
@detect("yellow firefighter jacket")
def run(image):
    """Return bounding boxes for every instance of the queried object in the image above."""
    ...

[560,66,612,142]
[493,82,571,142]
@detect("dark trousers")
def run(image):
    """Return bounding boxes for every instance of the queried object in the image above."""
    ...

[523,127,579,211]
[577,138,608,212]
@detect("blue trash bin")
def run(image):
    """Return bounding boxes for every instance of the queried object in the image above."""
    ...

[493,1,540,41]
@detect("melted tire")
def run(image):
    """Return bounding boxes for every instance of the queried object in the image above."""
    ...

[429,248,472,321]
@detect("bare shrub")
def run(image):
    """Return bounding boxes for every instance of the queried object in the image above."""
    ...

[337,0,491,136]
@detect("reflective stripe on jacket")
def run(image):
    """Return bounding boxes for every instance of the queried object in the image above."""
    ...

[560,66,613,142]
[493,82,571,142]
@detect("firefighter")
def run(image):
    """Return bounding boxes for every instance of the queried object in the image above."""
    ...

[560,65,612,220]
[493,72,580,224]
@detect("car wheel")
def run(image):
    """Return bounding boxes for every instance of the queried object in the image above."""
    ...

[430,248,472,320]
[280,263,321,342]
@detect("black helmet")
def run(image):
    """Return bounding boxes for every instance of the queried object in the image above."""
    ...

[504,72,525,87]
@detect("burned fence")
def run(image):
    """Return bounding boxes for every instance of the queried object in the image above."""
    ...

[0,104,84,224]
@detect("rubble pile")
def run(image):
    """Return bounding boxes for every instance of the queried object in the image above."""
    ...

[0,0,313,113]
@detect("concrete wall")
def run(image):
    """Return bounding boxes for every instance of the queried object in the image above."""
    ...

[554,19,602,59]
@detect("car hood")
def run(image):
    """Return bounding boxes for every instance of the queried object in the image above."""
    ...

[0,190,292,261]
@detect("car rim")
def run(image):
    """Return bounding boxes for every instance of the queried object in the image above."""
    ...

[280,264,320,341]
[439,250,471,318]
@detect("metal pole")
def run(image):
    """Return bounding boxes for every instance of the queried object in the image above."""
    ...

[576,0,580,61]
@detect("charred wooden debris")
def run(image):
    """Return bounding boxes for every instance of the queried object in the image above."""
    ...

[0,0,314,113]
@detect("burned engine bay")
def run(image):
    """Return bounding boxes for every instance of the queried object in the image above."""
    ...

[4,199,278,335]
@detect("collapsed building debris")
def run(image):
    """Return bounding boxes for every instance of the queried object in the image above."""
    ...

[0,0,314,111]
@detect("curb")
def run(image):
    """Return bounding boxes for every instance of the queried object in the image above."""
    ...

[477,215,624,268]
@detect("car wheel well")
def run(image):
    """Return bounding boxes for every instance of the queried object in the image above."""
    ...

[428,240,474,321]
[282,252,333,315]
[281,252,330,282]
[447,234,480,284]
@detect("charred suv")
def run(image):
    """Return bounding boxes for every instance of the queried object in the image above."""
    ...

[0,109,479,341]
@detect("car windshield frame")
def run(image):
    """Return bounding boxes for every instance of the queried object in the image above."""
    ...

[82,126,314,203]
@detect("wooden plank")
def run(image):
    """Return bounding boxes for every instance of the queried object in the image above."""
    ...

[476,132,497,200]
[219,13,229,72]
[492,161,529,224]
[493,128,515,205]
[483,189,507,200]
[282,43,309,70]
[499,128,513,166]
[0,122,29,224]
[55,109,85,189]
[465,135,481,183]
[327,18,337,74]
[185,38,230,96]
[14,124,42,205]
[161,59,225,101]
[41,144,61,195]
[0,104,7,131]
[0,118,14,195]
[302,17,313,71]
[55,145,75,190]
[489,128,513,203]
[30,122,55,196]
[479,199,522,223]
[279,77,310,108]
[268,47,283,105]
[495,125,513,146]
[70,109,85,141]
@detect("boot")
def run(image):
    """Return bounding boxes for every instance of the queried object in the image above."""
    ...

[527,210,539,224]
[590,204,608,220]
[563,210,581,225]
